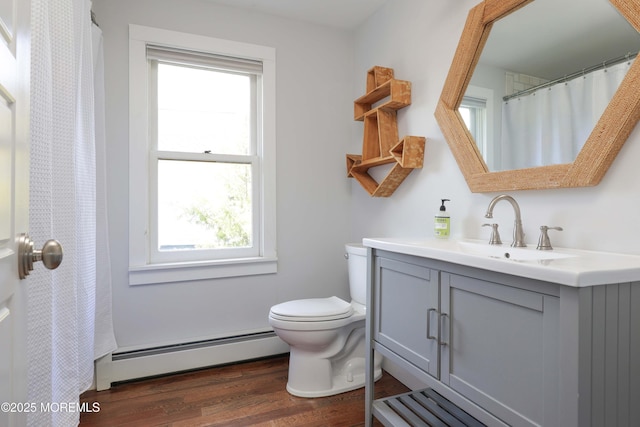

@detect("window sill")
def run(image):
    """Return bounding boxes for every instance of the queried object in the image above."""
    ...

[128,257,278,285]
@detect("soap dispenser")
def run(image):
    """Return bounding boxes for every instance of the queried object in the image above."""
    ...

[435,199,451,239]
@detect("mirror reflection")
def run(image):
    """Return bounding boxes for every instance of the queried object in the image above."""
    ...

[461,0,640,172]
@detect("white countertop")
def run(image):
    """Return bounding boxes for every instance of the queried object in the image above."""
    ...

[363,237,640,287]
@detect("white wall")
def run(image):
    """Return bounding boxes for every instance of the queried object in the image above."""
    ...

[93,0,354,350]
[95,0,640,354]
[350,0,640,256]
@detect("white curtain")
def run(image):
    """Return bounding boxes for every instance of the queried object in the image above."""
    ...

[500,59,633,170]
[92,16,117,362]
[28,0,115,426]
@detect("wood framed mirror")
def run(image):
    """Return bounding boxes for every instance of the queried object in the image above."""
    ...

[435,0,640,192]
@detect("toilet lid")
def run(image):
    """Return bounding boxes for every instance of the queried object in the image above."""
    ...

[270,296,353,321]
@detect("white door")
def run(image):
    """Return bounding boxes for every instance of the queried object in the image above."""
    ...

[0,0,30,425]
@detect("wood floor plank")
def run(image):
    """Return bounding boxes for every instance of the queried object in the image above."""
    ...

[80,355,408,426]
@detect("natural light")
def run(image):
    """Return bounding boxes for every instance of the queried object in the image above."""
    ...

[156,64,253,250]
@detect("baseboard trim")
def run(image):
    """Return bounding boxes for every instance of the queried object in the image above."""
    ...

[95,332,289,390]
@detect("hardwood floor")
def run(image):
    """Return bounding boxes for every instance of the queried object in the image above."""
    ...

[79,355,409,426]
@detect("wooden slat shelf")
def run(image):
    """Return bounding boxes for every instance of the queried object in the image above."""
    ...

[391,136,425,168]
[359,106,401,120]
[373,388,486,427]
[354,79,412,121]
[350,155,396,171]
[348,66,426,197]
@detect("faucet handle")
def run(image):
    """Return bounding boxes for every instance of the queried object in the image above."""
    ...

[537,226,563,250]
[482,223,502,245]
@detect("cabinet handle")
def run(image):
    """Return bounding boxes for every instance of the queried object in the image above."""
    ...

[426,308,438,340]
[438,313,449,346]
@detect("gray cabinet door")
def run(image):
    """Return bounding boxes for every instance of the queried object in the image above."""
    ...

[374,256,439,378]
[441,272,560,427]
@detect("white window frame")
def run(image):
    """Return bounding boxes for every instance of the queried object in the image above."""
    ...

[128,25,277,285]
[147,49,261,264]
[460,95,487,153]
[460,85,495,169]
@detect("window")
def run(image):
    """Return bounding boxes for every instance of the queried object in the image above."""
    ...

[129,26,276,285]
[459,95,487,155]
[458,85,495,170]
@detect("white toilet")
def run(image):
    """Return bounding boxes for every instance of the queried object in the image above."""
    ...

[268,243,382,398]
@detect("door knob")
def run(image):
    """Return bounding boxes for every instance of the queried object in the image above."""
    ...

[18,233,63,279]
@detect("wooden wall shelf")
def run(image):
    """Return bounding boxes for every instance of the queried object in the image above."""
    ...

[354,80,412,121]
[347,66,425,197]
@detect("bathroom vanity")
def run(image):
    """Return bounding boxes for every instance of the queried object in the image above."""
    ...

[363,238,640,427]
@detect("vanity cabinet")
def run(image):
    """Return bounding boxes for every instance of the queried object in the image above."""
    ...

[366,244,640,427]
[370,251,561,426]
[374,257,439,377]
[439,272,560,427]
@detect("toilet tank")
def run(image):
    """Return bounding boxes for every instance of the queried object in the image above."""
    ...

[345,243,367,305]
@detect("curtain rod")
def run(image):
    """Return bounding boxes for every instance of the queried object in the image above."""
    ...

[503,51,637,101]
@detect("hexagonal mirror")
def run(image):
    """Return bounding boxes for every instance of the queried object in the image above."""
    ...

[435,0,640,192]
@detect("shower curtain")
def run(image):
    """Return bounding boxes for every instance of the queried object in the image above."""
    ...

[92,9,117,363]
[500,59,632,170]
[28,0,116,425]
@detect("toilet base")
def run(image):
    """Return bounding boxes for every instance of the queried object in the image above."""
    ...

[285,349,383,398]
[286,360,382,398]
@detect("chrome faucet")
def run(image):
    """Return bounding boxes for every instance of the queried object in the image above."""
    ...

[485,195,526,247]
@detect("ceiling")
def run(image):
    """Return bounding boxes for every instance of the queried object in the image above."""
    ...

[203,0,640,80]
[204,0,388,29]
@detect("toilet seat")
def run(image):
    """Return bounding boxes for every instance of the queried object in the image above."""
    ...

[270,296,353,322]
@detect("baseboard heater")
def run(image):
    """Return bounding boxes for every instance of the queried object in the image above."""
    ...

[95,331,289,391]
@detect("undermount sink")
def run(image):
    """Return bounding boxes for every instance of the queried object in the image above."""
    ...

[457,241,577,261]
